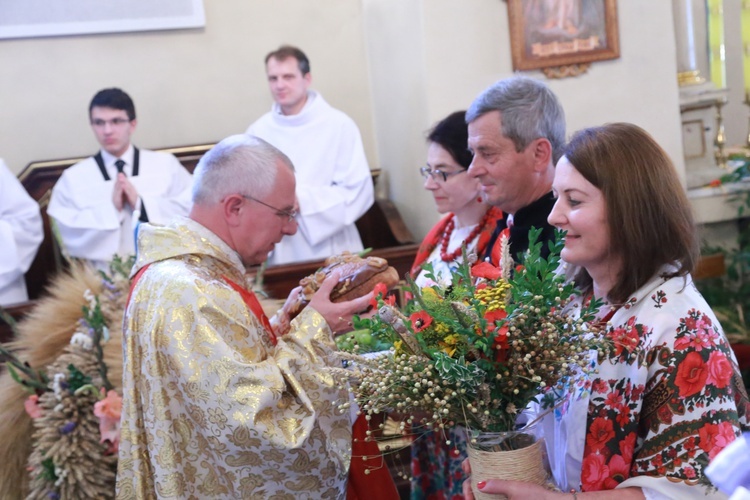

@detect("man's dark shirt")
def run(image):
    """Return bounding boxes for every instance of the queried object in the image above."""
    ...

[483,192,557,264]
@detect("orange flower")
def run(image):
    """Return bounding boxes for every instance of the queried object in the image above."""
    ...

[410,310,433,332]
[94,390,123,454]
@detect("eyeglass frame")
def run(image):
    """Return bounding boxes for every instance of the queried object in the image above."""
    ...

[240,194,298,223]
[90,117,133,128]
[419,166,466,183]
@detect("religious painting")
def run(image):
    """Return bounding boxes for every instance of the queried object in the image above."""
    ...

[507,0,620,71]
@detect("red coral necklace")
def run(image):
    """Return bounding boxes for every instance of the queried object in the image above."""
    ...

[439,212,489,262]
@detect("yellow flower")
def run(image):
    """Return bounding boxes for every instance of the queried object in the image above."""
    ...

[434,322,451,335]
[394,340,404,355]
[438,334,461,357]
[421,287,442,307]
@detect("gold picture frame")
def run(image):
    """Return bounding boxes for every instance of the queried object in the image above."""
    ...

[508,0,620,71]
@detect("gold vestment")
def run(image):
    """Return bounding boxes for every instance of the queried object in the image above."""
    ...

[116,217,351,499]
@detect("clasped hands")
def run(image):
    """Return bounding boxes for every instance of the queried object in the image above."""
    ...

[112,172,139,211]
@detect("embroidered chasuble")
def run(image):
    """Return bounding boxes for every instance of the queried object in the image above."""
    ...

[117,217,353,499]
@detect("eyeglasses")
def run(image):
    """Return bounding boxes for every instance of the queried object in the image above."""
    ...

[241,194,298,223]
[91,118,132,128]
[419,166,466,183]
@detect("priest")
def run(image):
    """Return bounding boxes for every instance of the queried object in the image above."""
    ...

[116,135,391,499]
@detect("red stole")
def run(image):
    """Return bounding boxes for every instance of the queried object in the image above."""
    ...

[222,274,277,346]
[410,206,504,277]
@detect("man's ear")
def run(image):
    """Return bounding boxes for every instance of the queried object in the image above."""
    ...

[531,138,553,172]
[223,194,244,226]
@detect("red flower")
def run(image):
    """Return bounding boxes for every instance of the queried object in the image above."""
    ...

[586,417,615,453]
[706,350,733,389]
[615,404,631,428]
[619,432,636,464]
[410,310,433,332]
[698,422,736,459]
[604,392,623,408]
[369,282,396,308]
[484,309,507,330]
[603,454,630,489]
[709,179,722,188]
[709,422,738,459]
[675,351,708,397]
[699,422,735,459]
[470,261,501,280]
[592,379,609,394]
[581,453,609,491]
[369,282,388,308]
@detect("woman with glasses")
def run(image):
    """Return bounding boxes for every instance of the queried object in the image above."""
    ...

[409,110,503,498]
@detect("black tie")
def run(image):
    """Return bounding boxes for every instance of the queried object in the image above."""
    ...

[115,159,125,174]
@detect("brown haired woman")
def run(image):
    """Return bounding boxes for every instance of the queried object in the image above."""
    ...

[464,123,749,499]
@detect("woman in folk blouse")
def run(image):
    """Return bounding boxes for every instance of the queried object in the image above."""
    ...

[465,123,749,499]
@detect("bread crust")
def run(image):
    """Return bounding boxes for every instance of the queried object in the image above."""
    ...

[284,253,399,321]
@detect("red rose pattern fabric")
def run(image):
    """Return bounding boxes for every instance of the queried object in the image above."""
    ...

[569,271,750,495]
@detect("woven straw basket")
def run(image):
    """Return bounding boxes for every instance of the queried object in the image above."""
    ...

[467,432,548,500]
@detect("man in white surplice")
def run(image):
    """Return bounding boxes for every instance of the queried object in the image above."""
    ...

[48,88,193,269]
[0,158,43,306]
[246,45,374,266]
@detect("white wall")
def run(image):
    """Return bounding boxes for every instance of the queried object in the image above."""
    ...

[0,1,377,174]
[2,1,685,243]
[364,0,684,239]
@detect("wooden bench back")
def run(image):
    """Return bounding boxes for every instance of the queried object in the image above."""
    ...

[17,144,415,300]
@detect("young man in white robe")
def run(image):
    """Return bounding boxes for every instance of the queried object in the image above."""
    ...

[48,88,193,269]
[0,159,43,306]
[246,45,374,266]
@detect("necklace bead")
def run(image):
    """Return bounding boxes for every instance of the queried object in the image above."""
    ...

[439,211,491,262]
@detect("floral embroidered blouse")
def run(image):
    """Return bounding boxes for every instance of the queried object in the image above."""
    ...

[534,266,750,499]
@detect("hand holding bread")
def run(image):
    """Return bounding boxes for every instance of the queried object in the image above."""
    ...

[270,252,400,337]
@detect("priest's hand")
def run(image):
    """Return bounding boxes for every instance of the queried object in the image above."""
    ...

[308,270,374,335]
[270,285,305,337]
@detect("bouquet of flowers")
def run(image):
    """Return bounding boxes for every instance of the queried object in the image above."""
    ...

[340,229,609,498]
[334,229,611,494]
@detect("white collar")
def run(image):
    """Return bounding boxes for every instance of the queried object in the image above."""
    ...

[100,143,135,173]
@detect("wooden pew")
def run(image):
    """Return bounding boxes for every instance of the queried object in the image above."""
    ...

[1,144,417,340]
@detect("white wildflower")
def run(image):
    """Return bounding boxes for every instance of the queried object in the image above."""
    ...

[53,373,67,401]
[70,332,93,350]
[83,289,96,309]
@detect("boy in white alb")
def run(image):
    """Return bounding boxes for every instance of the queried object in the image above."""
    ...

[48,88,192,269]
